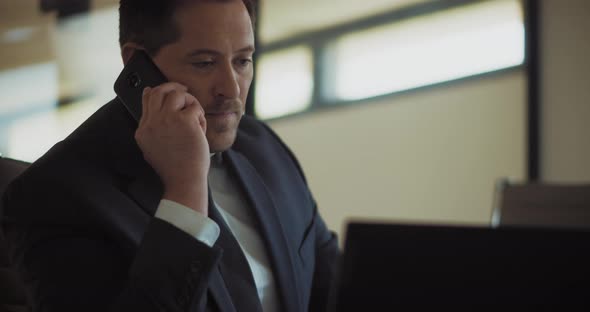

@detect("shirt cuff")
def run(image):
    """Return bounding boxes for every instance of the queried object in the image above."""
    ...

[155,199,220,247]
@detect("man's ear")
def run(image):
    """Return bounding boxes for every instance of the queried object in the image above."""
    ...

[121,43,143,65]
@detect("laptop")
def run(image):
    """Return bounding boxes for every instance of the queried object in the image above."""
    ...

[328,221,590,310]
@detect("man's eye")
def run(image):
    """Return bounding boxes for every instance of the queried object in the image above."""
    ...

[236,58,253,67]
[192,61,214,68]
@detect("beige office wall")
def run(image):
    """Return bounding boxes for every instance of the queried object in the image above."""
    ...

[540,0,590,182]
[269,71,526,237]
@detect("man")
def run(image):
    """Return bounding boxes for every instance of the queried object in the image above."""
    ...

[1,0,339,311]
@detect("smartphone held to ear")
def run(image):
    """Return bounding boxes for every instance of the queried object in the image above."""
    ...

[114,50,168,122]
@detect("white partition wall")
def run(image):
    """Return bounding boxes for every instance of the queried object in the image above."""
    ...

[270,70,526,238]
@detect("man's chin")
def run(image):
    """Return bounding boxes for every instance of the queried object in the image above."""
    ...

[207,131,238,153]
[206,114,241,152]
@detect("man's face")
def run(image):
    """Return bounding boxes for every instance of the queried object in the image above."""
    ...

[152,0,254,152]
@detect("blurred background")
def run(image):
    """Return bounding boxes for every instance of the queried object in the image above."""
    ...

[0,0,589,238]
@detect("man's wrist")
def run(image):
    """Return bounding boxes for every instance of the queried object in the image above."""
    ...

[155,199,220,247]
[163,181,208,216]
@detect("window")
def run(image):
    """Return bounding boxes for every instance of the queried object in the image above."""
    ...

[254,0,525,118]
[254,46,314,119]
[330,0,524,100]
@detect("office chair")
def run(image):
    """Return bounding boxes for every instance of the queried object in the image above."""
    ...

[0,155,31,312]
[491,178,590,230]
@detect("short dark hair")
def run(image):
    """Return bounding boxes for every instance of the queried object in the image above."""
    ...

[119,0,256,56]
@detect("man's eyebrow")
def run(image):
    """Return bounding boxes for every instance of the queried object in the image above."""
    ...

[236,45,255,53]
[186,49,220,57]
[186,45,255,57]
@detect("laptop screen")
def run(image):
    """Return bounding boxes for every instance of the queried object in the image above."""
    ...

[329,222,590,309]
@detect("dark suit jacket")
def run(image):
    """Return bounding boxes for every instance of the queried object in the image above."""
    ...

[1,98,339,311]
[1,157,31,311]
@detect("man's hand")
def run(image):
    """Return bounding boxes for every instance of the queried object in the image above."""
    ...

[135,82,210,216]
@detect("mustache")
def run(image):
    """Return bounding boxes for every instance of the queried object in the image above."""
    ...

[205,99,243,114]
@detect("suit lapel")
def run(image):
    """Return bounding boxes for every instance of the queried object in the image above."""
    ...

[225,149,302,312]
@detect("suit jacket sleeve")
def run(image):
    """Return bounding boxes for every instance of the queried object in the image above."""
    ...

[2,176,222,312]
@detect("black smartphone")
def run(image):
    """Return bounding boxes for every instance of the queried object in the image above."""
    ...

[114,50,168,122]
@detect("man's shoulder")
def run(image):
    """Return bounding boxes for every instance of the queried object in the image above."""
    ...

[233,115,288,159]
[237,114,270,136]
[235,115,285,150]
[2,99,142,224]
[64,98,136,148]
[233,115,309,181]
[9,99,139,192]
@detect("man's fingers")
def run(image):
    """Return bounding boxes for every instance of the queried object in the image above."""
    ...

[148,82,188,112]
[140,87,151,126]
[162,90,187,114]
[198,108,207,134]
[141,82,205,135]
[184,94,205,116]
[183,94,207,133]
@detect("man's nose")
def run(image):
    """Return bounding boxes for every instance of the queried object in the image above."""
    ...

[212,63,240,99]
